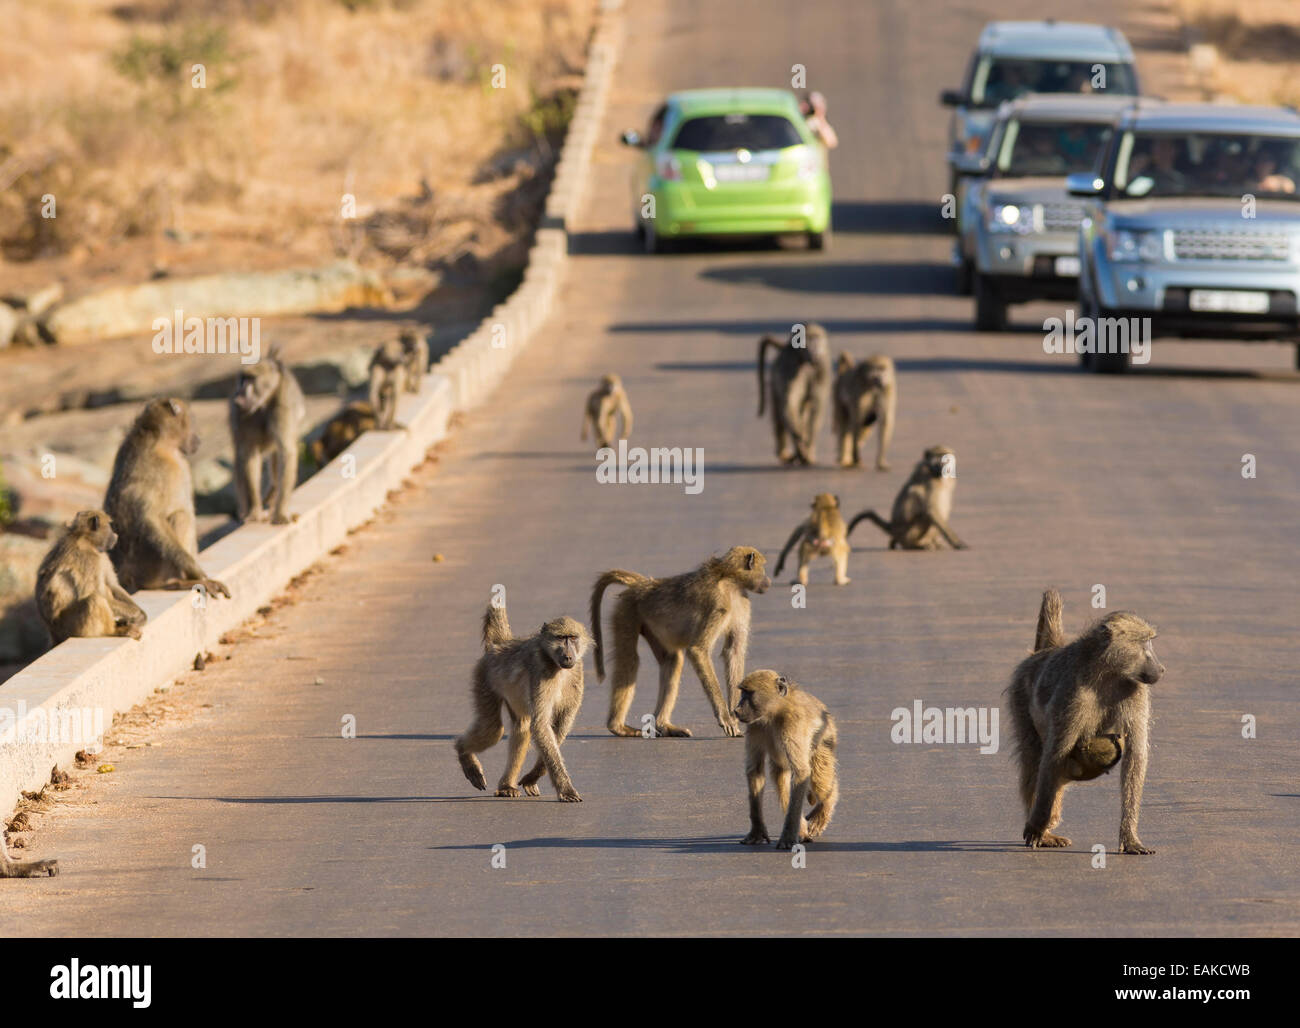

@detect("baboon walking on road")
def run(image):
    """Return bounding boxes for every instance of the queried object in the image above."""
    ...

[757,324,832,465]
[591,546,771,739]
[1005,588,1164,854]
[580,373,633,450]
[36,510,147,644]
[773,492,851,586]
[104,398,230,597]
[833,352,896,470]
[230,349,306,524]
[847,444,967,550]
[455,601,590,802]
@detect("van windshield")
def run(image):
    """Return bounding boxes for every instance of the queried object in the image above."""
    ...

[970,58,1136,108]
[997,119,1114,177]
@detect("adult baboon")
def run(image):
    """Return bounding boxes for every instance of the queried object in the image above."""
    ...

[1005,588,1164,854]
[846,444,967,550]
[580,373,633,450]
[773,492,851,586]
[833,352,896,470]
[230,348,306,524]
[757,323,832,465]
[36,510,147,644]
[590,546,771,739]
[309,401,377,467]
[454,600,590,802]
[368,340,406,431]
[399,329,429,394]
[104,398,230,597]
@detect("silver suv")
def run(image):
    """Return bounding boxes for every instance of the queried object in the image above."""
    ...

[957,94,1131,329]
[941,20,1139,200]
[1073,102,1300,371]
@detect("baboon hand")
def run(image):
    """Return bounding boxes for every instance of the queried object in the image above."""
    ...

[558,787,582,803]
[740,828,771,845]
[125,625,143,640]
[522,782,541,797]
[719,715,743,738]
[875,460,890,471]
[1120,837,1155,855]
[1023,822,1051,848]
[270,512,299,525]
[204,578,231,599]
[495,785,521,798]
[775,832,800,851]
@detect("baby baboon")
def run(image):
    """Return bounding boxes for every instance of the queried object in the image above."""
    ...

[368,340,407,430]
[454,600,590,802]
[734,670,839,850]
[1005,588,1164,854]
[846,444,967,550]
[757,323,832,465]
[36,510,147,645]
[580,373,633,450]
[398,329,429,394]
[591,546,771,739]
[104,398,230,598]
[309,401,377,467]
[773,492,850,586]
[230,348,306,525]
[833,352,896,470]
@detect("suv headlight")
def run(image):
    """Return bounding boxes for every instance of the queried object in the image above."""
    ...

[988,203,1032,234]
[1110,229,1164,263]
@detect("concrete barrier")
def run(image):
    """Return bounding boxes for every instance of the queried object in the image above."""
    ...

[0,0,625,814]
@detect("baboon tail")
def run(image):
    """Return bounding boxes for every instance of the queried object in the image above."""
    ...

[1034,588,1065,652]
[836,351,853,376]
[757,335,780,416]
[590,570,649,681]
[482,602,511,651]
[773,521,806,579]
[845,510,891,540]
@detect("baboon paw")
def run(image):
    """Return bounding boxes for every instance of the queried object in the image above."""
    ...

[875,461,890,471]
[205,579,231,599]
[719,719,742,738]
[126,626,143,640]
[1039,832,1072,848]
[270,513,294,525]
[608,724,641,738]
[522,782,541,797]
[740,831,771,845]
[775,835,799,851]
[494,786,522,798]
[835,577,850,586]
[658,723,692,738]
[1121,840,1155,855]
[558,789,583,803]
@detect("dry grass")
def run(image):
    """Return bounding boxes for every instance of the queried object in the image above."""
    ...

[0,0,591,266]
[1173,0,1300,105]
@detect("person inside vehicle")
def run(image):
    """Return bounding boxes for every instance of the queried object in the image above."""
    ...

[1128,136,1187,195]
[1252,145,1297,195]
[983,62,1028,106]
[800,90,839,149]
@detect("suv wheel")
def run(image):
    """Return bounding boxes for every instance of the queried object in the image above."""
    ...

[808,227,830,252]
[973,273,1006,332]
[644,222,669,255]
[1079,292,1131,374]
[955,256,973,296]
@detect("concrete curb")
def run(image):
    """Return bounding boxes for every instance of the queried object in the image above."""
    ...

[0,0,625,815]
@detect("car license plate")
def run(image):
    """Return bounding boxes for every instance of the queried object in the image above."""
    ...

[711,163,769,183]
[1188,289,1270,314]
[1054,256,1080,277]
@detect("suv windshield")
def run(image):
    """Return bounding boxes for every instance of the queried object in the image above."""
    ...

[970,58,1136,108]
[671,113,804,152]
[1113,131,1300,200]
[997,119,1114,176]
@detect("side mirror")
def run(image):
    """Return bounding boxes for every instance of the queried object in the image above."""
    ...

[1066,172,1104,197]
[954,153,990,177]
[620,130,643,147]
[940,89,964,107]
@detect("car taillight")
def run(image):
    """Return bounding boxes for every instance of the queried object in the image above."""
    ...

[656,153,682,181]
[797,148,822,178]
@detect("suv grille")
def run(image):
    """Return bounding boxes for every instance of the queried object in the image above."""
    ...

[1039,201,1086,232]
[1172,229,1291,262]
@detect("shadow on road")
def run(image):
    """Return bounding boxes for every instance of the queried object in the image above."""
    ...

[616,317,974,338]
[434,835,1019,854]
[831,200,949,236]
[701,261,955,295]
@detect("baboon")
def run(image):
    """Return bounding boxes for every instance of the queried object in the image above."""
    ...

[368,340,407,431]
[399,329,429,394]
[757,323,832,465]
[580,373,633,450]
[454,600,590,802]
[1005,588,1164,854]
[230,348,306,525]
[104,398,230,598]
[1,839,57,879]
[846,444,967,550]
[309,401,377,467]
[35,510,147,645]
[591,546,771,739]
[833,352,896,470]
[734,670,839,850]
[773,492,851,586]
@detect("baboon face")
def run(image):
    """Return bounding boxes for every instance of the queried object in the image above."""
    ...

[809,494,840,548]
[733,669,788,724]
[725,546,771,594]
[863,356,893,391]
[802,323,829,360]
[542,617,590,670]
[923,445,954,477]
[600,373,621,392]
[399,330,419,352]
[233,360,282,414]
[144,398,201,454]
[71,510,117,551]
[1102,613,1164,685]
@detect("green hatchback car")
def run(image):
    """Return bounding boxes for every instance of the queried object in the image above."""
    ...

[620,88,832,252]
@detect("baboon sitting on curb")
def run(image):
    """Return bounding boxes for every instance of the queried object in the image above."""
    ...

[309,401,377,467]
[580,373,633,450]
[833,352,896,470]
[399,329,429,394]
[368,340,406,431]
[773,492,851,586]
[846,444,967,550]
[455,600,590,802]
[735,670,839,850]
[36,510,147,644]
[757,323,832,465]
[1005,588,1164,854]
[591,546,771,739]
[230,348,306,524]
[104,398,230,598]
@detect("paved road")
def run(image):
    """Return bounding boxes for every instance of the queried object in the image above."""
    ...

[2,0,1298,935]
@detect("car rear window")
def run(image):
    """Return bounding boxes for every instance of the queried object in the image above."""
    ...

[671,114,804,152]
[971,58,1137,107]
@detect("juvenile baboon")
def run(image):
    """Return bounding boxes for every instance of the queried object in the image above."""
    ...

[454,600,590,802]
[757,323,832,465]
[1005,588,1164,854]
[35,510,147,645]
[309,401,377,467]
[231,348,306,525]
[846,444,967,550]
[734,670,839,850]
[591,546,771,739]
[833,352,896,470]
[399,329,429,394]
[580,373,633,450]
[773,492,850,586]
[368,340,407,430]
[104,398,230,597]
